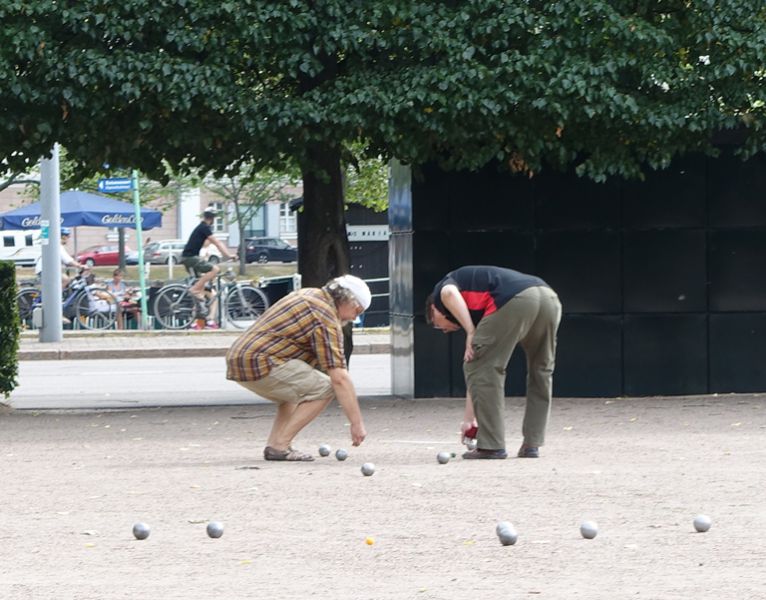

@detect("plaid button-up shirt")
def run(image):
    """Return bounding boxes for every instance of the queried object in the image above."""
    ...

[225,288,346,382]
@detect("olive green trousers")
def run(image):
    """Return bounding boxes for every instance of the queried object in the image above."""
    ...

[463,286,562,450]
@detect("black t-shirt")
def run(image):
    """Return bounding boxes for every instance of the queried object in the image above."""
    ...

[432,265,548,326]
[182,222,213,257]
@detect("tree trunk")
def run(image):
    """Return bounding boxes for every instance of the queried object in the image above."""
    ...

[298,145,349,287]
[238,224,247,276]
[298,144,354,363]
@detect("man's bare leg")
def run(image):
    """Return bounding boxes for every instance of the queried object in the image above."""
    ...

[267,402,297,448]
[268,397,333,450]
[189,265,219,297]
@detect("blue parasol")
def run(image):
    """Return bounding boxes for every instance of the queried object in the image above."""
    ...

[0,190,162,230]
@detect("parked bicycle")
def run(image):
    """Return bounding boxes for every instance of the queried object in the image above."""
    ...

[152,266,269,330]
[16,269,119,330]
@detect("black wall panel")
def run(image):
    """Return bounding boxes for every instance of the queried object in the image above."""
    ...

[553,316,622,397]
[504,349,528,397]
[536,231,621,313]
[623,230,707,312]
[709,152,766,227]
[413,317,453,398]
[709,231,766,312]
[412,166,451,232]
[622,156,706,230]
[449,232,535,276]
[710,314,766,392]
[449,170,535,231]
[623,315,707,396]
[535,174,620,231]
[412,231,452,315]
[406,153,766,397]
[448,328,468,396]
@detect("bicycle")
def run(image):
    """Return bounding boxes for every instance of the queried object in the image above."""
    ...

[152,265,269,330]
[16,269,119,331]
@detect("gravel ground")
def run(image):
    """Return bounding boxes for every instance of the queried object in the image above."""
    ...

[1,393,765,600]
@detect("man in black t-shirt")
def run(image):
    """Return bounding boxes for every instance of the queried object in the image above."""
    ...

[426,266,562,460]
[181,207,236,309]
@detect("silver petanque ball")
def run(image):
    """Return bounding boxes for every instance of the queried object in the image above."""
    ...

[467,438,478,451]
[497,525,518,546]
[361,462,376,476]
[693,514,712,533]
[437,451,451,464]
[495,521,513,536]
[206,521,224,539]
[335,448,349,461]
[580,520,598,539]
[132,522,150,540]
[318,444,331,457]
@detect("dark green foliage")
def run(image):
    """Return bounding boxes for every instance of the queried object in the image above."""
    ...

[0,261,20,399]
[1,1,765,181]
[1,1,765,280]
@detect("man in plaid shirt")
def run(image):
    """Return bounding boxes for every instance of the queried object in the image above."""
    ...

[226,275,372,462]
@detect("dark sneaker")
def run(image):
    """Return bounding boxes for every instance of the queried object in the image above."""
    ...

[462,448,508,460]
[517,446,540,458]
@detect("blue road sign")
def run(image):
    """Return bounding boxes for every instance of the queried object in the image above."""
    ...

[97,177,134,193]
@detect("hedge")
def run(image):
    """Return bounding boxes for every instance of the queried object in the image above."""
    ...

[0,260,20,400]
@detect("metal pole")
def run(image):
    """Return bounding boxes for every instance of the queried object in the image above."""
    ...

[118,228,126,270]
[131,170,149,328]
[39,144,63,342]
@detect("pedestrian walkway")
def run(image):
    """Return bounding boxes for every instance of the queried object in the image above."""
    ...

[17,328,392,361]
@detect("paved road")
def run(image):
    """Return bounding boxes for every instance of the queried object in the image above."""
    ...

[10,354,392,410]
[18,329,391,360]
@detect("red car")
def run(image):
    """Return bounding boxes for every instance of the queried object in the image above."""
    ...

[76,245,127,267]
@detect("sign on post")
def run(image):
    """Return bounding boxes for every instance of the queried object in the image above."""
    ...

[97,177,134,193]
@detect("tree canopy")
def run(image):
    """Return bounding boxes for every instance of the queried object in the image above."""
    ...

[2,1,766,280]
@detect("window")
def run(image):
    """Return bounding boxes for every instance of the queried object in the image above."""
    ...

[211,201,225,233]
[25,234,33,247]
[3,236,13,248]
[244,207,265,238]
[280,202,297,234]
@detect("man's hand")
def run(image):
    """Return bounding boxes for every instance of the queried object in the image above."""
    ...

[464,332,475,362]
[329,367,365,445]
[350,421,367,446]
[461,419,478,439]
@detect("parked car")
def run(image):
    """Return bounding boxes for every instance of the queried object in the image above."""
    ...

[199,242,222,264]
[245,238,297,263]
[134,239,223,265]
[143,240,187,265]
[76,244,128,267]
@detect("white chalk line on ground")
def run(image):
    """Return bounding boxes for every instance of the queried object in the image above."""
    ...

[381,439,460,445]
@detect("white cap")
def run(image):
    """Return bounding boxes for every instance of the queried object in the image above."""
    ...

[333,275,371,311]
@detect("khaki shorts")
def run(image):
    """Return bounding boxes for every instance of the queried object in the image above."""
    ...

[181,255,214,275]
[236,359,334,405]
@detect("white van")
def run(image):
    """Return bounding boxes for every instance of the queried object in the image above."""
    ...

[0,230,41,267]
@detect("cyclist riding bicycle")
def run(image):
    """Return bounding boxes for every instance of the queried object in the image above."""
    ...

[181,206,236,322]
[34,227,86,289]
